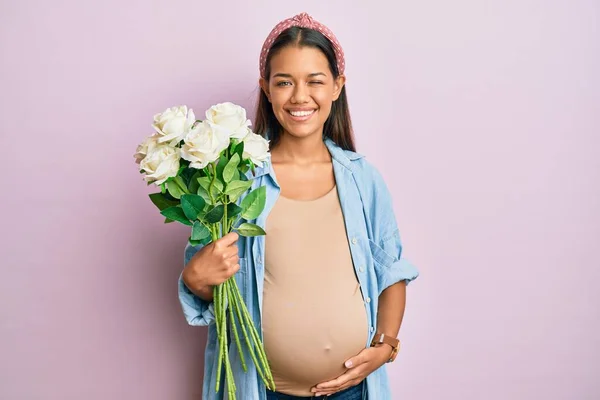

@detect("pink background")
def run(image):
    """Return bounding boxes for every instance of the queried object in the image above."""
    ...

[1,1,598,399]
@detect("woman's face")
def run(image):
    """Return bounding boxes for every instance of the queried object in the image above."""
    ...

[260,45,345,141]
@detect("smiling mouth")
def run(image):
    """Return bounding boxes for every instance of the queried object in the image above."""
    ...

[287,109,316,118]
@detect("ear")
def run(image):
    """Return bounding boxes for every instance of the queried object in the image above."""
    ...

[332,74,346,101]
[259,77,271,103]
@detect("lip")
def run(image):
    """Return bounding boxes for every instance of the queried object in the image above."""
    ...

[286,108,317,122]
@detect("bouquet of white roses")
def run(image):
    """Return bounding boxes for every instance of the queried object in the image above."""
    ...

[134,103,275,398]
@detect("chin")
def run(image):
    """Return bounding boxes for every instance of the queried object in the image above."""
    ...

[282,126,320,139]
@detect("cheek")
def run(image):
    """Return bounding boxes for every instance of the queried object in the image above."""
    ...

[269,91,287,109]
[315,94,334,114]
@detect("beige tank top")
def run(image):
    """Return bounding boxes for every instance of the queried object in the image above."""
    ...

[262,185,368,396]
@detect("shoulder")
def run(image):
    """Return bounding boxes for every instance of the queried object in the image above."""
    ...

[348,153,390,195]
[325,138,389,191]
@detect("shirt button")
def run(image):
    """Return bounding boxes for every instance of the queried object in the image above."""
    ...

[257,256,263,264]
[366,297,371,303]
[370,326,375,332]
[359,267,365,273]
[351,237,358,245]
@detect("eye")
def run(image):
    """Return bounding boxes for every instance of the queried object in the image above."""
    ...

[309,81,324,85]
[276,81,292,87]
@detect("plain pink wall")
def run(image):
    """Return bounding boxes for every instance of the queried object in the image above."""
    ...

[1,0,598,399]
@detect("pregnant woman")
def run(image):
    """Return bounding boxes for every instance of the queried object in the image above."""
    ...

[179,12,419,400]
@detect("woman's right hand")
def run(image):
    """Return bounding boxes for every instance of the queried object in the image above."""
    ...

[182,232,240,302]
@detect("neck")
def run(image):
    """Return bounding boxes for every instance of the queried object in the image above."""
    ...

[271,132,330,164]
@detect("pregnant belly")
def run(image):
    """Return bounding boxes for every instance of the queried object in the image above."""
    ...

[262,291,368,396]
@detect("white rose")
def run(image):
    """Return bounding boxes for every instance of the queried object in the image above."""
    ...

[243,132,270,167]
[140,143,181,185]
[181,121,230,169]
[133,133,161,164]
[205,102,251,140]
[152,105,196,145]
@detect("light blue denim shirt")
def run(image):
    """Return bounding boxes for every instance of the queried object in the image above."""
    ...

[178,138,419,400]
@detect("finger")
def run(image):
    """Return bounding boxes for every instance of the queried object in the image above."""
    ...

[344,352,365,369]
[221,246,239,262]
[312,383,340,396]
[226,263,240,277]
[315,373,352,391]
[225,254,240,266]
[216,232,239,247]
[313,387,337,397]
[326,379,361,396]
[315,387,340,396]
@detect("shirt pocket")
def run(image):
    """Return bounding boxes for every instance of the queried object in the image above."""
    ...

[368,238,396,269]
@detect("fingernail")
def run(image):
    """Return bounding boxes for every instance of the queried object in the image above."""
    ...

[315,394,322,397]
[345,360,353,367]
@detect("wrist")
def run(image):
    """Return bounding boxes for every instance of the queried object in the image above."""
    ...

[196,284,214,302]
[373,343,394,362]
[370,332,400,363]
[182,268,213,301]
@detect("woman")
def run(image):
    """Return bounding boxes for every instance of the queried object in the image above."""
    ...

[179,12,419,400]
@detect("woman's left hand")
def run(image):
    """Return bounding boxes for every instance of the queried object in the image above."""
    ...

[310,345,392,396]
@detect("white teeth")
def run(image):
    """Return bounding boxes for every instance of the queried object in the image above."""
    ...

[289,110,315,117]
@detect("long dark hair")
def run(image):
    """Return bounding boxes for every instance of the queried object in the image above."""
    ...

[254,27,356,152]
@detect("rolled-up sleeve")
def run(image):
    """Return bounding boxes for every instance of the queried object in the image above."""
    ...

[370,228,419,296]
[178,242,215,326]
[366,163,420,296]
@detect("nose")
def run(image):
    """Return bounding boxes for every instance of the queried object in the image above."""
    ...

[291,83,309,104]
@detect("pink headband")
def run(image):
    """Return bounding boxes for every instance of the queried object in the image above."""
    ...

[259,12,346,79]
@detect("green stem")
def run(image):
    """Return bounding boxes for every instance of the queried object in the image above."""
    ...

[222,283,231,395]
[207,163,217,204]
[215,284,223,392]
[223,199,229,235]
[231,278,274,389]
[243,288,273,387]
[229,279,268,386]
[227,280,247,372]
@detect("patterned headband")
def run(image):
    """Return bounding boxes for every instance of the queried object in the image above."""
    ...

[259,12,346,79]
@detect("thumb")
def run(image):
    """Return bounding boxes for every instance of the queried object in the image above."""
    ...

[344,352,364,368]
[217,231,239,246]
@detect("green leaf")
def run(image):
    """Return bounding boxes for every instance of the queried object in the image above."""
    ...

[188,170,202,195]
[160,206,192,226]
[216,153,228,181]
[204,204,225,224]
[223,153,240,184]
[235,222,266,237]
[149,193,178,211]
[225,180,253,202]
[191,221,211,240]
[179,163,194,186]
[196,185,211,204]
[230,140,239,154]
[180,194,206,220]
[227,203,242,219]
[164,217,175,224]
[188,237,202,246]
[235,140,244,160]
[174,176,189,194]
[241,186,266,220]
[198,177,224,196]
[166,180,184,199]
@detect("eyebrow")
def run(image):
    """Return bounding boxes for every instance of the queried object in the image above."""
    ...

[272,72,327,78]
